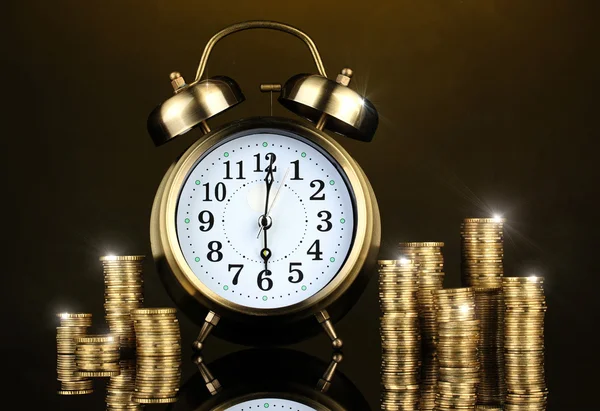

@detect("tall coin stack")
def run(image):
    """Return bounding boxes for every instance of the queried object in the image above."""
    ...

[132,308,182,404]
[101,255,145,348]
[474,287,505,406]
[106,359,142,410]
[434,288,479,411]
[378,259,421,411]
[461,218,506,407]
[460,218,504,288]
[503,277,547,411]
[56,313,93,395]
[75,334,120,378]
[398,242,445,348]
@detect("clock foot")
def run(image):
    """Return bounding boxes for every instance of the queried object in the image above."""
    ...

[192,311,221,351]
[315,310,343,350]
[317,352,343,393]
[193,354,222,395]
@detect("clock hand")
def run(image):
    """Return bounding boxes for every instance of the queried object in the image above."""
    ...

[256,167,290,239]
[259,154,275,268]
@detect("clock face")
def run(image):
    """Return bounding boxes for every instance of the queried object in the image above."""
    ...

[175,129,356,309]
[224,398,319,411]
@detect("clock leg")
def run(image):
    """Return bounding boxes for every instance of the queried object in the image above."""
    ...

[193,354,222,395]
[316,352,343,393]
[315,310,343,349]
[192,311,221,351]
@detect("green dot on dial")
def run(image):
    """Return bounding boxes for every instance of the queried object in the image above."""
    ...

[330,257,335,262]
[262,142,268,147]
[224,152,229,157]
[301,285,307,291]
[195,180,201,185]
[184,218,190,224]
[194,257,200,262]
[329,180,335,185]
[223,285,229,290]
[301,152,307,157]
[340,218,346,224]
[262,295,268,301]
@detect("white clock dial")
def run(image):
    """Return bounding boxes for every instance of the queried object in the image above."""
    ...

[176,130,355,309]
[224,398,319,411]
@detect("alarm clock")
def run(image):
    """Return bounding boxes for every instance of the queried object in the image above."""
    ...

[173,348,371,411]
[148,21,380,348]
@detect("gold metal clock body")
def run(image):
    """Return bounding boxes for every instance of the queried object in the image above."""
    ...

[150,116,380,345]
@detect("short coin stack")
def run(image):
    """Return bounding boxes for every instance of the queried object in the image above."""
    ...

[101,255,145,348]
[474,287,505,406]
[132,308,182,404]
[419,353,439,411]
[379,259,421,411]
[75,334,120,377]
[503,277,548,410]
[56,313,93,395]
[461,218,505,288]
[398,242,445,348]
[106,359,142,410]
[434,288,479,411]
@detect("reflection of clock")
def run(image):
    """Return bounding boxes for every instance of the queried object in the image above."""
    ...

[172,349,370,411]
[148,21,380,348]
[224,398,319,411]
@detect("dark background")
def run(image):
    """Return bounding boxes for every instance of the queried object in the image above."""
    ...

[3,0,598,409]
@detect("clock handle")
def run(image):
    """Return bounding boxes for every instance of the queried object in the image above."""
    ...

[193,354,223,395]
[315,310,343,349]
[192,311,221,351]
[193,20,327,83]
[316,352,343,393]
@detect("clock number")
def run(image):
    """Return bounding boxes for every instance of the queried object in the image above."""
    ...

[309,180,325,200]
[288,262,304,283]
[228,264,244,285]
[203,182,227,202]
[317,210,332,232]
[290,160,303,180]
[254,153,277,172]
[307,239,323,260]
[207,241,223,262]
[198,210,214,232]
[223,160,245,180]
[257,269,273,291]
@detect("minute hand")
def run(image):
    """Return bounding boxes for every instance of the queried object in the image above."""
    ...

[257,167,290,239]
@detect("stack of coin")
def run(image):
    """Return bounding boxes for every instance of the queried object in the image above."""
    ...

[419,352,438,411]
[106,359,142,410]
[132,308,181,404]
[101,255,145,348]
[379,259,421,410]
[56,313,93,395]
[434,288,479,411]
[474,287,505,406]
[503,277,547,411]
[75,334,120,378]
[398,242,445,347]
[461,218,505,288]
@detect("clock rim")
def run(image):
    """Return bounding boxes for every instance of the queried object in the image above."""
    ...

[151,116,378,322]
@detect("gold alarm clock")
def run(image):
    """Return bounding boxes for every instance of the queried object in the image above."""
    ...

[148,21,380,349]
